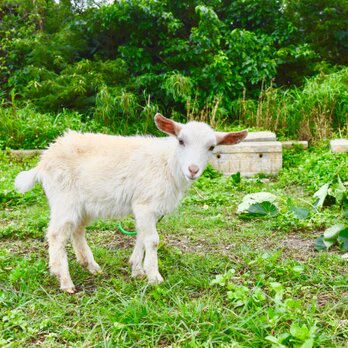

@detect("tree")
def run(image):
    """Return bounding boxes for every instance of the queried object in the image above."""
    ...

[285,0,348,65]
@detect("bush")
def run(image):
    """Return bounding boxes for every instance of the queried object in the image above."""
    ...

[0,105,107,149]
[8,59,129,114]
[230,67,348,140]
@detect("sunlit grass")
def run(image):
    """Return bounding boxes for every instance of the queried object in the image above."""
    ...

[1,146,347,346]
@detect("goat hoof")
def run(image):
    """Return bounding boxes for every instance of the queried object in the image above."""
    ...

[147,272,164,284]
[131,268,146,279]
[61,286,76,294]
[59,276,76,293]
[88,263,102,275]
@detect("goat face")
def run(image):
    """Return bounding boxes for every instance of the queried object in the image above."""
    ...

[154,113,248,182]
[175,121,217,181]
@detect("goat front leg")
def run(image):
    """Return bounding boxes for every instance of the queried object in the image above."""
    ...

[131,208,163,284]
[129,236,145,278]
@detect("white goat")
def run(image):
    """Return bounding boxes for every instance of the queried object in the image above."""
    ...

[15,114,247,293]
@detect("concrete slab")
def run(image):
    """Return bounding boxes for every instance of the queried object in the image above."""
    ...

[330,139,348,153]
[210,141,282,177]
[243,131,276,142]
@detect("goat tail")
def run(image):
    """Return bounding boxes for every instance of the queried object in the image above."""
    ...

[15,167,39,193]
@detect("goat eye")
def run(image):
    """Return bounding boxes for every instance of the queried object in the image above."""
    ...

[178,139,185,146]
[209,145,215,151]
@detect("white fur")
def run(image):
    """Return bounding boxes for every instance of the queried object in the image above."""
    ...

[14,114,247,292]
[14,168,39,193]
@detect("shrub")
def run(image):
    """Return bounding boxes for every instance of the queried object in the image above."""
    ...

[229,67,348,140]
[0,105,106,149]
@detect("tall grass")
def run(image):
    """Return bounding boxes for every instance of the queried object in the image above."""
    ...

[140,94,159,133]
[162,72,192,101]
[94,86,159,134]
[0,105,105,150]
[1,69,346,149]
[94,86,139,133]
[186,96,223,129]
[235,80,288,133]
[293,69,348,140]
[231,68,348,140]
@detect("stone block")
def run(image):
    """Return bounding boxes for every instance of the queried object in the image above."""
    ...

[330,139,348,153]
[243,131,276,142]
[210,141,282,177]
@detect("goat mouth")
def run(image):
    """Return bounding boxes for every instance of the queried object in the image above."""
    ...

[185,175,198,182]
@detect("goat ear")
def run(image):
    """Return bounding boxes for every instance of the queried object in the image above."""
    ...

[154,113,182,136]
[215,130,248,145]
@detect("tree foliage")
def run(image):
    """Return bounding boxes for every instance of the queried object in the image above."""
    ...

[0,0,347,133]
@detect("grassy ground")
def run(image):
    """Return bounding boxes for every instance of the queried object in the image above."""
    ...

[0,145,347,347]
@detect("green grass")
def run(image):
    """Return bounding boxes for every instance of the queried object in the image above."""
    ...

[1,145,348,347]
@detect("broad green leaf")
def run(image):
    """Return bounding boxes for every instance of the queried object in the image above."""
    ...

[313,183,329,209]
[290,206,310,219]
[338,228,348,251]
[230,172,241,184]
[292,265,304,273]
[333,175,347,204]
[338,175,345,190]
[343,209,348,218]
[269,282,284,294]
[232,299,245,308]
[314,237,327,251]
[237,192,277,214]
[113,322,125,330]
[290,323,309,340]
[265,335,288,348]
[337,175,346,194]
[210,274,226,286]
[300,338,314,348]
[284,298,302,309]
[247,201,279,217]
[323,224,346,241]
[323,239,335,250]
[265,336,280,344]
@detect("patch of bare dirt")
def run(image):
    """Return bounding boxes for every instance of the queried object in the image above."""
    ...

[1,229,318,264]
[96,231,135,250]
[1,238,46,256]
[279,234,315,260]
[259,232,317,261]
[164,234,207,253]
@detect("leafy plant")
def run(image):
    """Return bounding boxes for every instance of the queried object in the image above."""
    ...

[288,204,311,220]
[237,192,279,218]
[313,177,348,209]
[0,105,105,149]
[315,224,348,251]
[211,262,322,347]
[1,0,347,140]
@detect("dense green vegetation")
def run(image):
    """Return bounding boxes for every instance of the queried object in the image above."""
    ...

[1,146,347,346]
[1,0,347,147]
[1,2,347,346]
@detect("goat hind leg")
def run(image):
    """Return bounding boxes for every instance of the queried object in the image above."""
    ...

[72,226,102,274]
[47,223,75,293]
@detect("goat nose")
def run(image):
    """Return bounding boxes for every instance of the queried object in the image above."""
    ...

[188,165,199,176]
